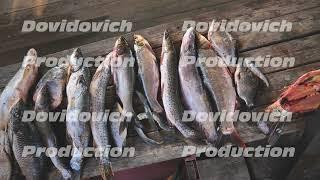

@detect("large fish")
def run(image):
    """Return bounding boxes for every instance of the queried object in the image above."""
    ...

[134,35,163,114]
[196,32,237,135]
[179,28,218,144]
[9,99,47,180]
[0,48,38,130]
[160,30,197,139]
[33,64,71,179]
[66,48,91,178]
[235,64,269,108]
[111,36,135,117]
[90,52,113,180]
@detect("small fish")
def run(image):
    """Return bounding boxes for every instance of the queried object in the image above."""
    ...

[196,32,237,135]
[33,64,71,179]
[66,48,91,178]
[90,52,113,180]
[111,36,135,117]
[134,34,164,114]
[234,64,269,108]
[0,48,38,130]
[179,28,218,144]
[9,99,47,180]
[160,30,197,139]
[208,23,237,74]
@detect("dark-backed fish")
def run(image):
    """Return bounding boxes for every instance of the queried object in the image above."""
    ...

[9,99,47,180]
[33,64,71,179]
[196,32,237,135]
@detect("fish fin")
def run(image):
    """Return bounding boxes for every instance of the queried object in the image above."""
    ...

[152,113,172,131]
[134,126,163,145]
[99,161,114,180]
[245,61,269,87]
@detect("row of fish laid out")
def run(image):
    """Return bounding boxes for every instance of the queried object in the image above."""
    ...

[0,24,270,179]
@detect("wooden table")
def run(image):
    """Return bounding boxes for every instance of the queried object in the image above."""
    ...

[0,0,319,179]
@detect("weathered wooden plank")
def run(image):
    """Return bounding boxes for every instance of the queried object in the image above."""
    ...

[0,0,62,15]
[46,120,304,179]
[0,0,319,66]
[194,157,250,180]
[287,133,320,180]
[0,0,230,55]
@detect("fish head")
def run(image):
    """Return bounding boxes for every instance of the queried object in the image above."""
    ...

[114,36,130,56]
[161,30,175,64]
[21,48,39,79]
[34,85,50,111]
[181,27,196,56]
[235,67,258,108]
[208,21,236,60]
[133,34,147,47]
[69,48,83,72]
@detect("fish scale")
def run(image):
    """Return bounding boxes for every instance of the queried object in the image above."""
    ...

[9,100,47,180]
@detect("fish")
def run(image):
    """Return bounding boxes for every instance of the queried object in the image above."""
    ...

[110,102,127,148]
[196,32,237,135]
[111,36,135,117]
[9,99,47,180]
[66,48,91,178]
[0,130,12,180]
[160,30,197,139]
[134,90,164,145]
[208,23,237,74]
[0,48,38,130]
[234,64,269,108]
[178,27,218,144]
[134,34,164,114]
[90,52,113,179]
[208,21,269,108]
[33,63,69,110]
[33,64,72,179]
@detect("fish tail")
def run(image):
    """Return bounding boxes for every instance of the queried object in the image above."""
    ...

[99,160,114,180]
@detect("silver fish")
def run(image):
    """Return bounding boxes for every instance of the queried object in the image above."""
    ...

[134,34,163,114]
[66,48,91,178]
[179,28,218,143]
[160,30,197,139]
[0,49,38,130]
[111,36,135,117]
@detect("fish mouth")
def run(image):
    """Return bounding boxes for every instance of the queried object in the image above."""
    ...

[163,30,169,39]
